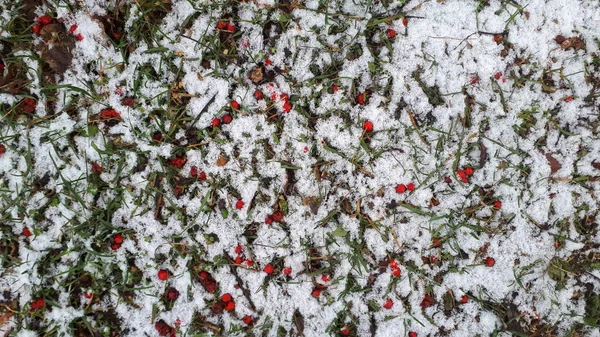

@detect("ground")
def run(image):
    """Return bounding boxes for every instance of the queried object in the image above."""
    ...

[1,0,600,336]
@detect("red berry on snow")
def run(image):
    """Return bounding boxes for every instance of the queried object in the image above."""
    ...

[170,157,186,168]
[22,227,32,237]
[32,23,42,34]
[493,200,502,209]
[38,15,52,25]
[235,200,244,210]
[457,170,469,183]
[235,245,243,255]
[471,76,479,84]
[485,257,495,267]
[464,167,474,175]
[389,259,398,269]
[383,298,393,309]
[113,233,124,244]
[321,274,331,282]
[341,328,351,335]
[312,289,321,297]
[283,267,292,275]
[99,108,121,120]
[217,21,227,30]
[494,72,502,80]
[420,295,432,309]
[332,84,339,93]
[402,17,408,26]
[396,184,407,194]
[564,96,573,102]
[271,211,283,222]
[392,267,401,277]
[224,300,235,311]
[221,293,232,303]
[263,263,274,274]
[407,182,415,191]
[222,113,233,124]
[0,144,5,156]
[212,117,221,127]
[199,171,207,181]
[190,166,199,177]
[158,269,169,280]
[167,289,179,300]
[242,315,253,325]
[444,176,452,183]
[245,259,253,266]
[226,23,235,33]
[460,295,468,303]
[76,33,83,41]
[356,92,368,105]
[254,90,263,100]
[386,29,396,39]
[409,332,417,337]
[152,132,163,142]
[91,163,102,174]
[231,100,239,109]
[264,216,273,225]
[69,24,78,33]
[363,120,373,132]
[265,58,272,66]
[111,243,121,250]
[31,298,45,310]
[234,256,243,264]
[283,102,292,112]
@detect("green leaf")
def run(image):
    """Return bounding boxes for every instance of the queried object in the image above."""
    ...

[332,226,347,237]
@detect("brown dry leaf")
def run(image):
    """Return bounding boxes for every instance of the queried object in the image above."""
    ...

[216,155,228,167]
[545,153,562,174]
[430,197,440,207]
[38,23,75,75]
[302,196,321,215]
[558,36,585,51]
[248,66,264,84]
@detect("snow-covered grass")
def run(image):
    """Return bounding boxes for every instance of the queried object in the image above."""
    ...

[1,0,600,336]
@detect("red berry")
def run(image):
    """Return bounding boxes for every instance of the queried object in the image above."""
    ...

[420,295,432,309]
[282,102,292,112]
[235,245,243,254]
[113,233,124,244]
[283,267,292,275]
[231,100,239,109]
[471,76,479,84]
[211,117,221,127]
[199,171,207,181]
[311,289,321,297]
[386,29,396,39]
[221,293,232,303]
[457,170,469,183]
[32,23,42,34]
[402,17,408,26]
[363,120,373,132]
[91,163,102,174]
[158,269,169,280]
[31,298,45,310]
[485,257,495,267]
[99,108,121,120]
[271,211,283,222]
[460,295,468,303]
[265,58,272,66]
[122,97,135,107]
[383,298,393,309]
[265,216,273,225]
[38,15,52,25]
[22,227,32,237]
[332,84,339,93]
[564,96,574,102]
[280,93,289,102]
[69,24,78,33]
[321,274,331,282]
[389,259,398,269]
[235,199,244,210]
[464,167,474,175]
[217,21,227,30]
[224,300,235,311]
[396,184,406,194]
[83,292,93,299]
[245,259,253,266]
[341,328,351,335]
[234,256,243,264]
[493,200,502,209]
[494,72,502,80]
[242,315,253,325]
[356,92,368,105]
[392,267,401,277]
[409,332,417,337]
[170,157,186,168]
[254,90,263,100]
[0,144,5,156]
[111,243,121,250]
[444,176,452,183]
[263,263,274,274]
[76,33,84,41]
[226,23,235,33]
[167,289,179,300]
[190,166,199,177]
[407,182,415,191]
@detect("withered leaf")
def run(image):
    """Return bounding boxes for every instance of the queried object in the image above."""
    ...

[216,155,228,167]
[248,66,264,84]
[38,23,75,75]
[545,153,562,175]
[302,196,321,215]
[559,36,585,51]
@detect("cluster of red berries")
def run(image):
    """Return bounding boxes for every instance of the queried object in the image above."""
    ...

[211,111,233,128]
[111,233,124,251]
[155,320,176,337]
[233,245,253,267]
[281,93,292,112]
[396,182,415,194]
[30,298,45,310]
[356,91,369,105]
[190,166,207,180]
[99,108,122,120]
[32,15,52,34]
[20,97,36,113]
[216,21,235,33]
[264,210,284,225]
[198,270,217,293]
[456,167,474,183]
[389,259,401,277]
[69,24,83,41]
[212,292,235,313]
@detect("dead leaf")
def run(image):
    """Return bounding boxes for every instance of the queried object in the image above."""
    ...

[0,311,14,328]
[38,23,75,75]
[545,153,562,174]
[216,155,228,167]
[557,36,585,51]
[302,196,321,215]
[430,197,440,207]
[248,66,264,84]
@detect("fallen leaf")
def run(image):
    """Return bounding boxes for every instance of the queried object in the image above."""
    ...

[545,153,562,174]
[38,23,75,75]
[216,155,228,167]
[248,66,264,84]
